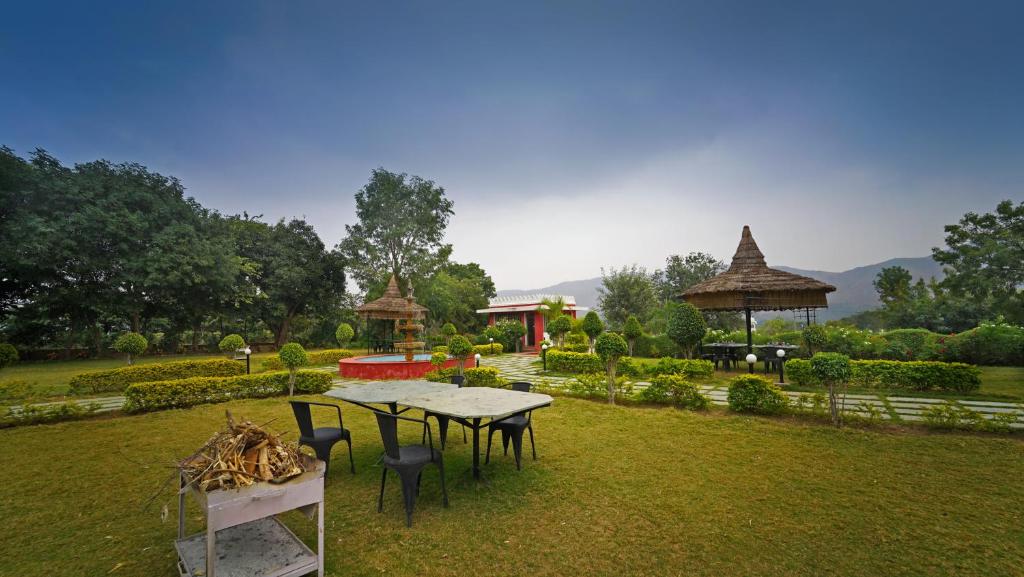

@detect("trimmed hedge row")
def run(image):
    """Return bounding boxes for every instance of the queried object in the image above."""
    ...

[786,358,981,393]
[621,357,715,380]
[424,366,505,388]
[261,349,355,370]
[69,359,245,395]
[635,374,710,409]
[123,370,333,413]
[546,350,604,373]
[473,343,503,356]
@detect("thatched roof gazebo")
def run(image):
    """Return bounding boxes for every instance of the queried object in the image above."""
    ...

[682,225,836,354]
[356,275,428,320]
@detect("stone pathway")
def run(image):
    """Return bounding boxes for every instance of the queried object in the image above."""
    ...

[7,354,1023,430]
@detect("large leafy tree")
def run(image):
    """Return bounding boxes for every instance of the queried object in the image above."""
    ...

[339,168,454,294]
[653,252,725,302]
[666,302,706,358]
[874,266,914,307]
[597,265,658,329]
[232,217,346,347]
[933,200,1024,324]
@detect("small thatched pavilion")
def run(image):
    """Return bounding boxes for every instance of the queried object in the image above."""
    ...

[356,275,428,355]
[682,225,836,355]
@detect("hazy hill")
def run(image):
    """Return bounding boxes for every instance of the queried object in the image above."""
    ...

[496,256,943,321]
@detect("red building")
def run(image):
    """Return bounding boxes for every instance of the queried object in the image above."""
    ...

[476,294,584,352]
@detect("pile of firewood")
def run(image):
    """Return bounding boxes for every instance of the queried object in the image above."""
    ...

[179,411,307,492]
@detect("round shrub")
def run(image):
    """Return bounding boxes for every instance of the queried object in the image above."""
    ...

[727,375,788,415]
[638,374,710,410]
[440,323,458,344]
[547,315,572,345]
[335,323,355,348]
[279,343,308,370]
[802,325,827,354]
[0,343,19,370]
[595,332,628,363]
[218,334,246,354]
[113,332,148,365]
[667,303,706,357]
[811,352,851,384]
[623,315,643,355]
[581,311,605,342]
[448,335,474,374]
[430,351,448,369]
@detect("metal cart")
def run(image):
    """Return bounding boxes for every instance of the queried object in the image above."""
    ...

[176,455,325,577]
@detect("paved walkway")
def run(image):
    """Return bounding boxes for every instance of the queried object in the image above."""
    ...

[8,354,1023,429]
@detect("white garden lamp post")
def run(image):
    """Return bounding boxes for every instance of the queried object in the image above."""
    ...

[243,347,252,374]
[541,343,549,372]
[474,352,481,368]
[776,348,786,384]
[745,353,757,374]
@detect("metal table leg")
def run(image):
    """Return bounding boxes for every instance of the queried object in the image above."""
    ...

[471,418,482,480]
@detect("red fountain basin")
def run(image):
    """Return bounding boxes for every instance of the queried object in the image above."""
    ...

[339,354,459,380]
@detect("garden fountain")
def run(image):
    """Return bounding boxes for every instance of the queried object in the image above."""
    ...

[341,275,457,379]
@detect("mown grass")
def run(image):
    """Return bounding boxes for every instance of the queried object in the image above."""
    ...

[1,395,1022,576]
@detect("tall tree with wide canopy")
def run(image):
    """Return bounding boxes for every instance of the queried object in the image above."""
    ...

[233,217,346,347]
[933,200,1024,324]
[339,168,454,294]
[654,252,726,303]
[597,265,658,329]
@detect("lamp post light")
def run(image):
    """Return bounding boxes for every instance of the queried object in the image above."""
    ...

[489,337,494,355]
[474,352,481,369]
[776,348,786,384]
[243,347,252,375]
[745,353,757,374]
[541,343,549,372]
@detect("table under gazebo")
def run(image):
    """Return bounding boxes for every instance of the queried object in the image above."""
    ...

[683,226,836,365]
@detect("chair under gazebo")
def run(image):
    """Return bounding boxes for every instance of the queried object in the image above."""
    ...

[682,225,836,363]
[356,275,429,358]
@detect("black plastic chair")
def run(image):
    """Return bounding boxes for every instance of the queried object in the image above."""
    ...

[422,375,467,449]
[485,381,536,470]
[289,401,355,476]
[374,411,449,527]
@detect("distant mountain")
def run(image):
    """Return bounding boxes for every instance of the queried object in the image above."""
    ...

[496,256,943,321]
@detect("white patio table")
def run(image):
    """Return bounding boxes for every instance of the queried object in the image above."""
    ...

[325,382,553,480]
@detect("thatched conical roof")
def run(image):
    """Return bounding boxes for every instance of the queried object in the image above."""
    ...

[356,275,429,320]
[682,226,836,311]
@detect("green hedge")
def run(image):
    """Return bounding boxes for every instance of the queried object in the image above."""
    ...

[261,349,355,370]
[473,343,504,356]
[546,349,603,373]
[632,334,680,358]
[727,375,788,414]
[941,323,1024,366]
[786,358,981,393]
[424,366,505,388]
[69,359,245,395]
[639,357,715,380]
[123,370,333,413]
[636,374,710,410]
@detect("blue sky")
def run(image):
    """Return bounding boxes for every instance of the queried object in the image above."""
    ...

[2,1,1022,289]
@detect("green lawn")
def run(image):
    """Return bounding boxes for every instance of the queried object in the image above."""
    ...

[1,395,1022,576]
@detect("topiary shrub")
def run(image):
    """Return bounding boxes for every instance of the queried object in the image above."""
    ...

[430,351,448,370]
[595,332,628,404]
[335,323,355,348]
[637,374,710,410]
[218,334,246,355]
[727,375,788,415]
[547,315,572,348]
[278,343,308,396]
[623,315,643,357]
[69,359,245,395]
[566,372,633,400]
[123,370,332,413]
[0,344,19,370]
[667,303,706,358]
[447,335,474,375]
[114,332,148,365]
[440,323,458,346]
[811,352,851,427]
[581,311,604,352]
[802,325,827,356]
